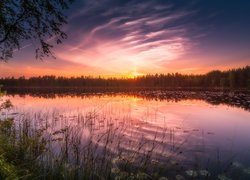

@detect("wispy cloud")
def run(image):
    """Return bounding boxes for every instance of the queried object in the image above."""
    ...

[2,0,249,77]
[55,0,199,75]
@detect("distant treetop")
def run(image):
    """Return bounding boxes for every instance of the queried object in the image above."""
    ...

[1,66,249,89]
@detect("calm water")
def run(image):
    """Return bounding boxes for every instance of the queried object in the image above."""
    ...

[2,91,250,178]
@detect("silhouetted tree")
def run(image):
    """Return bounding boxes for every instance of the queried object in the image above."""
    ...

[0,0,73,60]
[229,71,236,88]
[0,66,249,89]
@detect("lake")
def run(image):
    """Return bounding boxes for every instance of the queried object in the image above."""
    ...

[1,90,250,179]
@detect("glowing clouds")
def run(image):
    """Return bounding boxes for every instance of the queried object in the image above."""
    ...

[1,0,250,78]
[54,1,195,76]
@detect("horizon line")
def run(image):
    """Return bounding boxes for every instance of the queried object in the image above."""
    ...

[1,65,249,79]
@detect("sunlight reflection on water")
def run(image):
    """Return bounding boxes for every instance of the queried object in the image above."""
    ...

[2,93,250,171]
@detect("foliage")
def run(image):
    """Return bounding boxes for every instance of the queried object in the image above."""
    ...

[0,85,249,179]
[0,117,47,179]
[0,95,249,179]
[0,0,73,60]
[0,66,250,89]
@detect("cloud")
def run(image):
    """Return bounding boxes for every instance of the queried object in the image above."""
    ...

[54,0,199,75]
[1,0,249,78]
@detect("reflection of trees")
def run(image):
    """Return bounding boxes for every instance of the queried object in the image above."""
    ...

[4,89,250,112]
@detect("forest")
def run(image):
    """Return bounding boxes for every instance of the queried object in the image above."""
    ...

[1,66,250,89]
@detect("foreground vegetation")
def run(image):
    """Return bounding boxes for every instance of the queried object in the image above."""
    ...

[0,96,178,179]
[0,66,250,89]
[0,95,179,179]
[1,88,250,179]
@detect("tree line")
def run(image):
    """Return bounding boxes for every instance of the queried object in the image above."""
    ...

[1,66,250,89]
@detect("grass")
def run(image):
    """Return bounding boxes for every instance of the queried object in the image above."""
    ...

[0,108,165,179]
[0,106,193,179]
[0,89,250,179]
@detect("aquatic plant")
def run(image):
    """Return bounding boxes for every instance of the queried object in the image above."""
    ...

[0,91,249,179]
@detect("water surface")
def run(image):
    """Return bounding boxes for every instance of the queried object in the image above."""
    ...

[2,91,250,178]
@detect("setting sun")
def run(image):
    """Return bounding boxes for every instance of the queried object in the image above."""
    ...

[127,69,145,78]
[0,1,250,179]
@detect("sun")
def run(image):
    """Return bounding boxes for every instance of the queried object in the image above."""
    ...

[133,71,144,77]
[127,70,144,78]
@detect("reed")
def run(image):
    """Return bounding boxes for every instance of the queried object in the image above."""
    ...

[0,93,249,179]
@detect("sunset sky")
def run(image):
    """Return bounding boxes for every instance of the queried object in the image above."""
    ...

[1,0,250,78]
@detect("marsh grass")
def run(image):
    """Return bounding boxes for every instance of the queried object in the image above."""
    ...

[0,92,249,179]
[0,106,190,179]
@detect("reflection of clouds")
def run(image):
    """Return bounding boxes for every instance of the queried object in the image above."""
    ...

[56,0,199,75]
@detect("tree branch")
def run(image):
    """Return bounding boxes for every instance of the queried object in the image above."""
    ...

[0,9,27,44]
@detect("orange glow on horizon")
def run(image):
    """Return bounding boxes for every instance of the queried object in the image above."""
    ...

[0,0,249,79]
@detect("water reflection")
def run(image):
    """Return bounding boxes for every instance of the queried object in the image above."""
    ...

[1,91,250,179]
[4,89,250,111]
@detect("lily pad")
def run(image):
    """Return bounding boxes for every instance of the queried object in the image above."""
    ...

[136,172,150,179]
[232,161,243,168]
[175,174,185,180]
[199,170,210,176]
[243,167,250,174]
[158,177,168,180]
[218,174,232,180]
[186,170,198,177]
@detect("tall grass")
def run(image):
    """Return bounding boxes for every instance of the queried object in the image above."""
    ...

[0,106,195,179]
[0,92,249,179]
